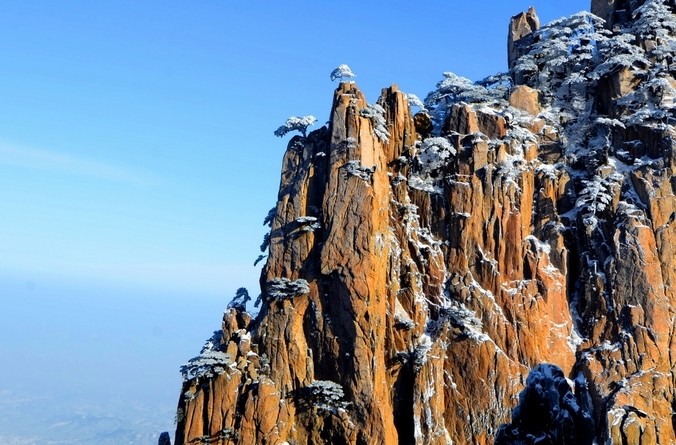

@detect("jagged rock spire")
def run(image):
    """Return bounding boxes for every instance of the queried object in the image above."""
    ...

[508,6,540,70]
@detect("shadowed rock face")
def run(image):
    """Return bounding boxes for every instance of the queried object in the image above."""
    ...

[158,431,171,445]
[592,0,676,28]
[495,364,595,445]
[173,2,676,444]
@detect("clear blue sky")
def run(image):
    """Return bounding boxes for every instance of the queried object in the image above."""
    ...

[0,1,589,442]
[0,0,589,297]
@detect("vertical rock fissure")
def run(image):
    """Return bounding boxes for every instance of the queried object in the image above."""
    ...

[393,361,415,445]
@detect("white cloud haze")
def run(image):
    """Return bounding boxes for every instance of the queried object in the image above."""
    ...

[0,141,157,185]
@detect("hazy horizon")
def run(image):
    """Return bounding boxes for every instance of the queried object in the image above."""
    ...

[0,272,230,443]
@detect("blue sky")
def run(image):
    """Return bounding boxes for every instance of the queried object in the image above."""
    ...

[0,1,589,296]
[0,1,589,442]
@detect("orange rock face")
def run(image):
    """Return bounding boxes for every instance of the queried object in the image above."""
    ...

[174,4,676,445]
[507,6,539,70]
[508,85,541,116]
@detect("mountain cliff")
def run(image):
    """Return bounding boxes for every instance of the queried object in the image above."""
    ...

[171,1,676,444]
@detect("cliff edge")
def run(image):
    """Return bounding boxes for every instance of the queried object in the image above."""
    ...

[173,1,676,444]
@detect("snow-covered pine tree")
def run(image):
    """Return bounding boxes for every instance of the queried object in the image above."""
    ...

[330,64,356,82]
[274,115,317,138]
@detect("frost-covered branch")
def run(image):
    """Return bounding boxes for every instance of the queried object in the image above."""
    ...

[417,137,456,171]
[274,115,317,138]
[359,103,390,142]
[575,174,620,231]
[423,72,500,131]
[330,64,356,82]
[344,160,375,182]
[266,278,310,300]
[406,93,427,112]
[295,216,321,232]
[180,350,231,381]
[304,380,351,414]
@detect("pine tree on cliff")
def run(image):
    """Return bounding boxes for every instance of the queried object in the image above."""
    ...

[330,63,355,82]
[274,115,317,138]
[226,287,250,312]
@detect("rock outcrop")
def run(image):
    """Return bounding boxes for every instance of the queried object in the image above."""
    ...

[591,0,660,29]
[508,7,540,70]
[158,432,171,445]
[173,2,676,444]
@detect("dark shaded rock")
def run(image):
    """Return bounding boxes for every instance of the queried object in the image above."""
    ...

[596,65,643,115]
[414,112,434,139]
[158,431,171,445]
[538,143,563,163]
[494,365,594,445]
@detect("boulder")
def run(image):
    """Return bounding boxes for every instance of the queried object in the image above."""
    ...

[509,85,541,116]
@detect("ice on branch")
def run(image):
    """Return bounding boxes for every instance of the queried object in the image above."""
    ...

[406,93,427,112]
[180,332,231,382]
[330,64,356,82]
[266,278,310,300]
[274,115,317,138]
[304,380,351,413]
[359,103,390,142]
[418,137,456,171]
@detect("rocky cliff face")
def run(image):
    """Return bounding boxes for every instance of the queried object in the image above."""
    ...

[173,2,676,444]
